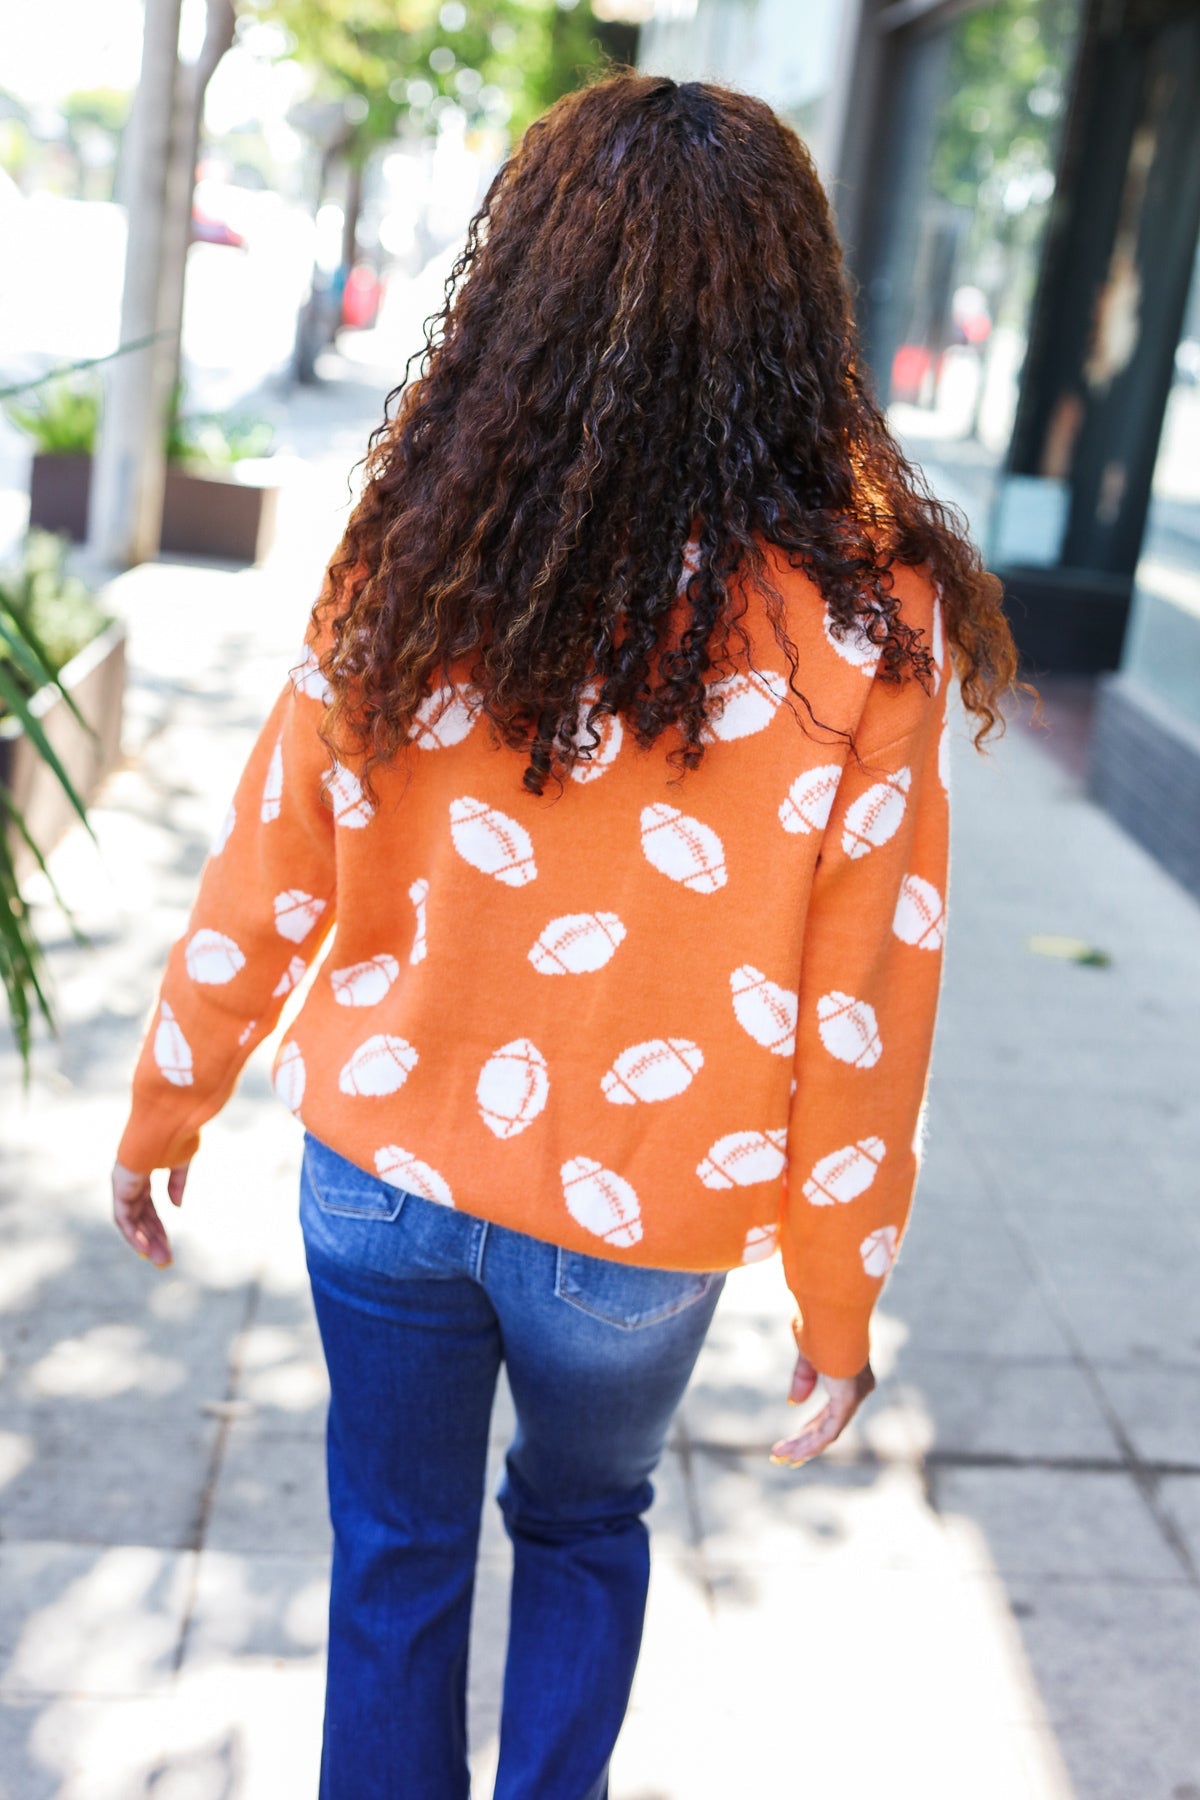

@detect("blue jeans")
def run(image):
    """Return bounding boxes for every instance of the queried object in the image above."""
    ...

[298,1131,726,1800]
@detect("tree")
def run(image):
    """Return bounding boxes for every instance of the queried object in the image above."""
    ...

[254,0,628,268]
[61,88,129,201]
[87,0,184,570]
[88,0,238,570]
[158,0,238,406]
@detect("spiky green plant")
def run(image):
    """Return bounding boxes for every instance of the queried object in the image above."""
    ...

[0,535,100,1071]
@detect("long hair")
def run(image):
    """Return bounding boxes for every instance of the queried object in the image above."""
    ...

[315,71,1035,797]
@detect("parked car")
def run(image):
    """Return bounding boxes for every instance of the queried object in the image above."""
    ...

[190,178,250,250]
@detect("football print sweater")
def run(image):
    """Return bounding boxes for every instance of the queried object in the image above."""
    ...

[117,544,952,1377]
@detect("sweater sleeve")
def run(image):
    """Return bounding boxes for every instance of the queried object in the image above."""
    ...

[780,651,952,1378]
[115,632,339,1174]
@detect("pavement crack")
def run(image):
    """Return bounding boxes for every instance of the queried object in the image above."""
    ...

[931,1118,1200,1589]
[171,1277,264,1677]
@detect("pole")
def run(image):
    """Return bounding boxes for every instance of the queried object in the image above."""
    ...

[87,0,184,570]
[158,0,237,412]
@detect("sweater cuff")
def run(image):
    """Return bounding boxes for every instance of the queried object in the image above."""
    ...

[115,1113,203,1175]
[790,1296,874,1380]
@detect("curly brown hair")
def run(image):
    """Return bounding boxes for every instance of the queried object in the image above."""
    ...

[314,70,1036,797]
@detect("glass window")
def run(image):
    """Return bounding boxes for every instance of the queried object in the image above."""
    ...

[1120,234,1200,731]
[868,0,1083,548]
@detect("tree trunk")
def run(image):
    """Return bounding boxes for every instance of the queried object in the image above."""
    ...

[293,137,348,386]
[159,0,238,414]
[341,155,365,272]
[87,0,184,570]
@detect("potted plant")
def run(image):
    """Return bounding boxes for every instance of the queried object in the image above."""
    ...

[160,390,281,564]
[0,532,121,1068]
[6,378,99,542]
[8,376,282,565]
[0,531,126,887]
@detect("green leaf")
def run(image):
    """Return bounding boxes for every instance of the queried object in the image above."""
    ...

[0,532,101,1074]
[0,664,95,839]
[0,830,55,1072]
[0,788,84,942]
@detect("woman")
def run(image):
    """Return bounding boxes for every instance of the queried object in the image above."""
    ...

[112,73,1029,1800]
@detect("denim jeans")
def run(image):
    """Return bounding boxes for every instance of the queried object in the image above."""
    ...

[298,1130,727,1800]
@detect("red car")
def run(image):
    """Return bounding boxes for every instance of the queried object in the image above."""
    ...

[191,204,246,249]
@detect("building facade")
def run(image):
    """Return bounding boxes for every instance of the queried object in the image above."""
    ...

[638,0,1200,897]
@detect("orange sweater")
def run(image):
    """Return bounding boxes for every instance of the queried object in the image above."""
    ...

[117,545,951,1377]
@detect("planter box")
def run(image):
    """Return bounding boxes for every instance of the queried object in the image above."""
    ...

[160,461,279,565]
[0,618,127,881]
[29,452,92,542]
[27,455,280,566]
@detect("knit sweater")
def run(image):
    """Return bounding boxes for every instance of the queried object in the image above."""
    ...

[117,543,952,1377]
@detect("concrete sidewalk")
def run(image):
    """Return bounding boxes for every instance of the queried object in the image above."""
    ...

[1,453,1199,1796]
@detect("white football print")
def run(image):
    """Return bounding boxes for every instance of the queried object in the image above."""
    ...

[640,804,727,894]
[860,1225,899,1279]
[272,954,307,998]
[938,720,950,795]
[409,879,428,964]
[237,1019,257,1047]
[823,603,883,673]
[742,1223,778,1264]
[184,928,246,987]
[730,965,798,1056]
[261,736,283,823]
[291,647,331,703]
[477,1038,549,1139]
[561,1157,643,1247]
[375,1145,454,1206]
[330,953,400,1006]
[700,669,790,743]
[338,1034,419,1098]
[841,766,911,860]
[324,762,374,829]
[816,991,882,1067]
[570,683,624,783]
[273,889,327,944]
[529,911,626,975]
[601,1038,704,1105]
[273,1040,306,1114]
[697,1127,788,1190]
[212,803,236,856]
[892,874,945,950]
[802,1136,887,1206]
[449,796,537,887]
[153,1001,193,1087]
[676,533,702,597]
[779,764,841,835]
[412,684,480,750]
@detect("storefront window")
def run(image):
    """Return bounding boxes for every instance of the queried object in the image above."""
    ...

[638,0,848,173]
[1119,236,1200,730]
[867,0,1083,547]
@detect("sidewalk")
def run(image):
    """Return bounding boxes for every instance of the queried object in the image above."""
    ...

[2,434,1199,1796]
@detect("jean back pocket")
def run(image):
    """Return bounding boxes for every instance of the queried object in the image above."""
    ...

[555,1248,724,1329]
[301,1132,406,1220]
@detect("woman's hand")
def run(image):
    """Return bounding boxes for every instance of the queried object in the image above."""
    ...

[770,1320,876,1467]
[111,1160,190,1269]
